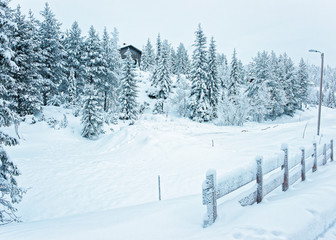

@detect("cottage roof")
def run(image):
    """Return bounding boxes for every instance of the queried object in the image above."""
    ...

[120,45,142,54]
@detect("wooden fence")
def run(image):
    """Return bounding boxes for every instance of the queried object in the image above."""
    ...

[202,139,334,227]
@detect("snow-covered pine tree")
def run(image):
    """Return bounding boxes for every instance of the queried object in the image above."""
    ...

[0,0,18,143]
[150,41,172,100]
[101,27,114,112]
[189,24,212,122]
[279,53,299,116]
[176,43,190,76]
[81,84,104,139]
[0,0,25,223]
[0,0,17,111]
[141,38,155,72]
[119,50,138,120]
[108,27,123,114]
[63,21,85,103]
[11,6,42,116]
[39,3,66,106]
[237,59,246,85]
[83,26,105,99]
[151,41,172,114]
[170,47,177,75]
[246,51,272,122]
[217,53,229,90]
[0,104,25,223]
[268,51,286,119]
[296,58,309,109]
[228,49,241,104]
[207,37,219,118]
[155,33,162,65]
[326,89,336,108]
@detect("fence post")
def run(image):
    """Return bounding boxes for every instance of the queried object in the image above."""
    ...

[281,144,289,192]
[300,147,306,181]
[256,156,263,203]
[323,144,327,165]
[202,169,217,227]
[313,142,317,172]
[331,140,334,162]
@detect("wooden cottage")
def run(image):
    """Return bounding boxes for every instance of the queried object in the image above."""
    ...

[119,44,142,67]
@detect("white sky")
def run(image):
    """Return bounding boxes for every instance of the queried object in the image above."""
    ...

[10,0,336,67]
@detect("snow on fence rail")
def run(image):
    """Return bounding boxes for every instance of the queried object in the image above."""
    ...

[202,139,334,228]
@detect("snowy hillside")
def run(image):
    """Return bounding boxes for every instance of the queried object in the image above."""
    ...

[2,1,336,239]
[1,96,336,239]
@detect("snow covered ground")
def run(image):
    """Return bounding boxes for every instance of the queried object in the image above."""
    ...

[1,77,336,239]
[0,105,335,239]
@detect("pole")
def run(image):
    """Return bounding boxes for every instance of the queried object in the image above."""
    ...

[317,53,324,136]
[158,175,161,201]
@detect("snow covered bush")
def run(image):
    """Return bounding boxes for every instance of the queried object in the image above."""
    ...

[47,95,65,107]
[139,101,150,115]
[152,99,165,115]
[170,75,191,117]
[216,91,249,126]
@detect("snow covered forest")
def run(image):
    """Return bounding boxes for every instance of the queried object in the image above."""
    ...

[1,0,336,230]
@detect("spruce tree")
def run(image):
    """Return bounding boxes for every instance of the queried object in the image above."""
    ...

[83,26,104,97]
[150,41,172,100]
[268,51,286,119]
[228,49,240,103]
[39,3,66,105]
[64,21,85,103]
[101,27,114,112]
[141,38,155,71]
[109,27,123,114]
[207,37,219,117]
[119,50,138,120]
[11,6,42,116]
[0,109,25,223]
[170,47,177,75]
[246,51,272,122]
[189,24,212,122]
[217,53,229,90]
[176,43,190,75]
[296,58,309,109]
[0,0,25,223]
[0,0,17,109]
[280,53,299,116]
[155,33,162,65]
[81,84,104,139]
[327,90,336,108]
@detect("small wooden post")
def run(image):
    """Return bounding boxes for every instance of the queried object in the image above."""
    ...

[323,144,327,165]
[331,140,334,162]
[256,156,263,203]
[300,147,306,181]
[158,175,161,201]
[313,142,317,172]
[202,169,217,227]
[281,144,289,192]
[212,139,214,147]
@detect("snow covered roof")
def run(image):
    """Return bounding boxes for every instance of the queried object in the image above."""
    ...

[119,44,142,54]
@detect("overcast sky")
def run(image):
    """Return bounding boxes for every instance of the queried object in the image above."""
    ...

[10,0,336,67]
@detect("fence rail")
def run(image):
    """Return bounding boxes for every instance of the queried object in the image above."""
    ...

[202,139,334,228]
